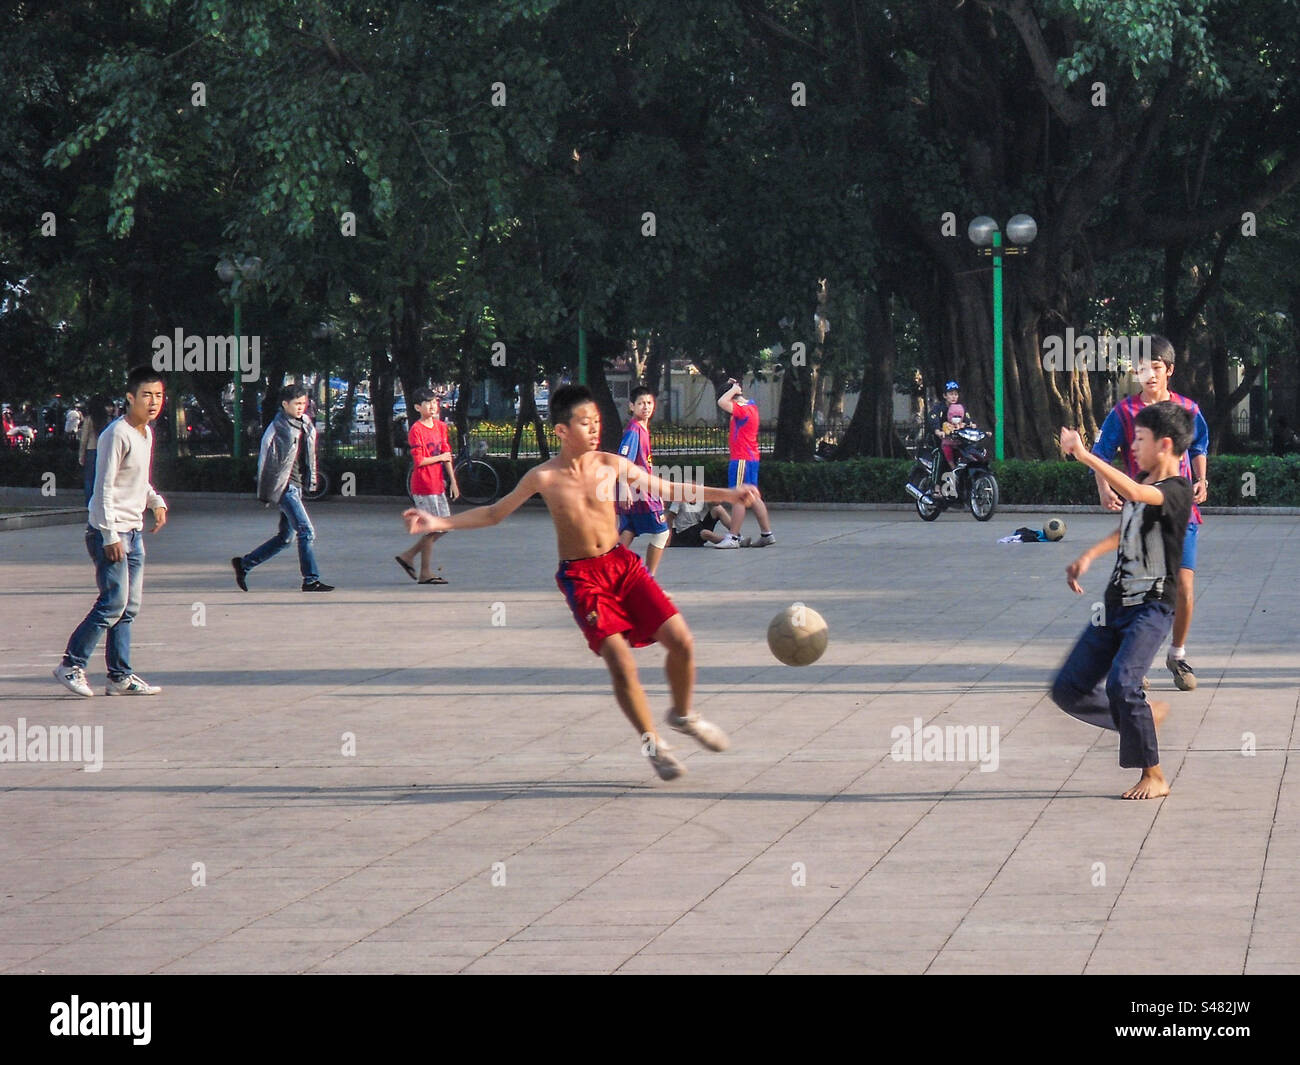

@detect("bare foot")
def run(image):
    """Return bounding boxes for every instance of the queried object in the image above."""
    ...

[1122,766,1170,800]
[1150,699,1170,734]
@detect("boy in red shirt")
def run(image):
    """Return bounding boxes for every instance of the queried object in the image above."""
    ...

[404,385,759,780]
[396,388,460,584]
[714,378,774,548]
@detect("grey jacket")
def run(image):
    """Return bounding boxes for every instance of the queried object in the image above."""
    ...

[256,411,317,504]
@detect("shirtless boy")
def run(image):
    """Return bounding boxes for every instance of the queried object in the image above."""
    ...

[404,385,760,780]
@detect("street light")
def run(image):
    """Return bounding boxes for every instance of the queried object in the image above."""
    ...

[215,255,263,481]
[968,214,1036,461]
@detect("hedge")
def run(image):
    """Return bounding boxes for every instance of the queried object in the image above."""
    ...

[4,447,1299,507]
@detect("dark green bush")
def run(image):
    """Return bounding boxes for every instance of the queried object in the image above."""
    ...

[6,447,1298,506]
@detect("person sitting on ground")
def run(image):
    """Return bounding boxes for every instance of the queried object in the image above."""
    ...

[666,498,733,547]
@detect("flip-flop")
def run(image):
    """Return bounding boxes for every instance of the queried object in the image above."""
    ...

[418,576,449,584]
[395,556,417,581]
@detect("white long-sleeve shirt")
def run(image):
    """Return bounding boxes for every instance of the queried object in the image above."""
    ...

[88,417,166,545]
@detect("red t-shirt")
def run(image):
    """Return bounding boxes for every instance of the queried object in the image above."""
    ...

[729,401,760,461]
[409,419,450,495]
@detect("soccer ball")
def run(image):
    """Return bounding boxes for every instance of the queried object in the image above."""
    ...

[767,603,828,666]
[1044,518,1067,541]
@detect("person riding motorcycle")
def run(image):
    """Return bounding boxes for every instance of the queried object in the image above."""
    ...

[927,380,972,477]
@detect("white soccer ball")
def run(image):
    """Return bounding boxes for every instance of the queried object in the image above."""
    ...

[1045,518,1067,541]
[767,603,829,666]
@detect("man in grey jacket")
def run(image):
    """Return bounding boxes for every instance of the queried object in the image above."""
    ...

[231,384,334,592]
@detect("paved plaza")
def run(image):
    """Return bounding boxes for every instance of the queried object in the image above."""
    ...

[1,496,1297,974]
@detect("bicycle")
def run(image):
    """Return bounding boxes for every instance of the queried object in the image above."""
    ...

[405,440,500,506]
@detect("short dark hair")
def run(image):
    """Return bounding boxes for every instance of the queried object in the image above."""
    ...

[280,383,309,403]
[126,365,164,395]
[550,384,596,426]
[629,385,654,404]
[1147,335,1176,368]
[1134,400,1192,456]
[412,387,436,405]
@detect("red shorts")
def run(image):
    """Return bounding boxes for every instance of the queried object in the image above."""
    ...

[555,544,679,655]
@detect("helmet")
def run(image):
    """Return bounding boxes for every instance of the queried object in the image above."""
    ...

[944,380,960,392]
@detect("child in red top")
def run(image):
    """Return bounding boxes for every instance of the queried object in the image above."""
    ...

[405,385,760,780]
[714,378,774,548]
[396,388,459,584]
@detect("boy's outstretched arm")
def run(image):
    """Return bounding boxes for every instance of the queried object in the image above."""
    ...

[1065,530,1120,594]
[404,467,539,534]
[1060,428,1165,505]
[619,456,757,508]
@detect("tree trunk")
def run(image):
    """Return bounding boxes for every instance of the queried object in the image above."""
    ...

[585,335,625,451]
[371,342,396,459]
[839,287,898,458]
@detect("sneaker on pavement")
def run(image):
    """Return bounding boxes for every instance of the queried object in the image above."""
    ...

[105,673,161,696]
[647,747,686,781]
[1166,655,1197,691]
[710,536,741,549]
[52,664,93,698]
[302,581,335,592]
[754,532,776,548]
[667,711,730,752]
[231,557,248,591]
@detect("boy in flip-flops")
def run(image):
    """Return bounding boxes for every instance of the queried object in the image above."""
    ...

[396,388,459,585]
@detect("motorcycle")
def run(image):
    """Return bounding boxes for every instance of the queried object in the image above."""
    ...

[904,422,999,521]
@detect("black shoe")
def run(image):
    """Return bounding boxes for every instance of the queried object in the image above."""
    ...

[231,557,248,591]
[302,581,335,592]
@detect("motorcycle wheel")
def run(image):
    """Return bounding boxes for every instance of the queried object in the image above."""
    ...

[969,471,998,521]
[914,473,941,521]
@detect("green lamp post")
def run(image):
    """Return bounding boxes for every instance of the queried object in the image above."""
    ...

[967,214,1037,461]
[215,255,262,484]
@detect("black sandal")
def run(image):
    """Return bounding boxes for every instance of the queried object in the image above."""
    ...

[395,556,417,581]
[418,575,448,584]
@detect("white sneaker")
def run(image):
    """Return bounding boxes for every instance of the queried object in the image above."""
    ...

[105,673,161,696]
[710,536,741,549]
[667,711,730,751]
[52,664,93,698]
[753,532,776,548]
[647,747,686,780]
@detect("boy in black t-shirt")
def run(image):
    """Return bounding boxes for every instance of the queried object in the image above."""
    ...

[1052,402,1194,800]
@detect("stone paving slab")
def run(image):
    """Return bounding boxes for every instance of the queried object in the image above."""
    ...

[1,500,1297,973]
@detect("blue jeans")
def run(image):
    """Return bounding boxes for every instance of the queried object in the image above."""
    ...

[1051,600,1174,769]
[240,484,319,584]
[64,526,145,679]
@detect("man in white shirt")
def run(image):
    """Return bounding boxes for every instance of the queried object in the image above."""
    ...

[53,366,169,697]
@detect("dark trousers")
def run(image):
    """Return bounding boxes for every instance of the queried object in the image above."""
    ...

[1051,600,1173,769]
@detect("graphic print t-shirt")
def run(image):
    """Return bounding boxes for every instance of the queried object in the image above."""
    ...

[1105,474,1192,610]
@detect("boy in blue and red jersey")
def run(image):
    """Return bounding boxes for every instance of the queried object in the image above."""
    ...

[616,386,670,575]
[714,378,774,548]
[1092,336,1209,692]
